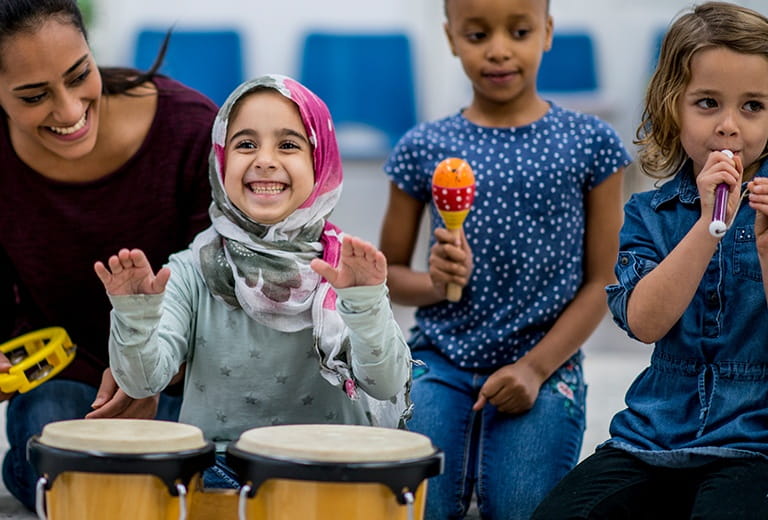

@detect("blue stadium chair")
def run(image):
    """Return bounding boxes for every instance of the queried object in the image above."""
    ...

[537,31,614,118]
[538,32,598,94]
[299,31,418,159]
[133,28,244,106]
[649,27,668,72]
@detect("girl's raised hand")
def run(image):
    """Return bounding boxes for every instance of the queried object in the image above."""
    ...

[748,177,768,253]
[311,235,387,289]
[94,248,170,296]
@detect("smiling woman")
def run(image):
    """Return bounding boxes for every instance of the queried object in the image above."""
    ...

[1,19,106,172]
[0,0,217,512]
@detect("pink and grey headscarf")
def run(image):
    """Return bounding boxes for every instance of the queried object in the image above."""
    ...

[190,74,351,391]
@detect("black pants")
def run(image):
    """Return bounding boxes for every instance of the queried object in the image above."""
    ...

[530,446,768,519]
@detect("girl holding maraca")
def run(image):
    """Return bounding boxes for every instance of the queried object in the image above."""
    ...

[378,0,631,517]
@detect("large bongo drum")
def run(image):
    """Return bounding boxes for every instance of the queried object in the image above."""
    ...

[28,419,215,520]
[226,424,443,520]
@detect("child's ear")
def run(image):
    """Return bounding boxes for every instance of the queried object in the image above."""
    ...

[544,16,554,52]
[443,22,458,57]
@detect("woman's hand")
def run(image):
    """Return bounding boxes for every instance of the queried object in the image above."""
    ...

[86,368,159,419]
[0,352,15,402]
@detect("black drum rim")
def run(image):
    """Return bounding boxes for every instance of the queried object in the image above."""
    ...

[27,435,216,495]
[225,444,444,504]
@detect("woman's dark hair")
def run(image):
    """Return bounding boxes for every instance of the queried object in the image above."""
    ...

[0,0,169,95]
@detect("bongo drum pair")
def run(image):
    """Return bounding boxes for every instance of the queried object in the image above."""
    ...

[29,420,443,520]
[28,419,214,520]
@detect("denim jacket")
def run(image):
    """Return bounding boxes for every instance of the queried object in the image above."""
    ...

[603,158,768,467]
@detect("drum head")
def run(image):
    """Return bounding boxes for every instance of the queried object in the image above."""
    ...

[228,424,444,500]
[39,419,206,453]
[29,419,215,495]
[234,424,435,462]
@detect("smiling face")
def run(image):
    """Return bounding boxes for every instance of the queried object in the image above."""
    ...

[0,18,101,162]
[223,89,315,225]
[678,47,768,176]
[444,0,552,124]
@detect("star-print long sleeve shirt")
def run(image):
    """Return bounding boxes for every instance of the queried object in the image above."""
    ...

[107,249,411,451]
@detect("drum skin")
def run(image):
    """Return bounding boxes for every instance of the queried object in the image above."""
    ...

[226,424,444,520]
[28,419,214,520]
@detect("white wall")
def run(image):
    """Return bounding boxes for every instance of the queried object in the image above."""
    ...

[89,0,764,162]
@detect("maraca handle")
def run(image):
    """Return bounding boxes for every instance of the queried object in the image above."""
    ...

[446,283,462,302]
[445,227,463,302]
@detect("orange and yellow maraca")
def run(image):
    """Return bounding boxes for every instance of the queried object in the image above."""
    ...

[431,158,476,302]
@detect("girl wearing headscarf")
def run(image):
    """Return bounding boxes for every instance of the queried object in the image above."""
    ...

[95,74,412,486]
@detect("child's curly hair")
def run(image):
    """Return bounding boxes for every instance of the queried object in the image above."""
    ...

[636,2,768,178]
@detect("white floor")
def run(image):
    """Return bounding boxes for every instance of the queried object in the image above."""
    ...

[0,160,653,518]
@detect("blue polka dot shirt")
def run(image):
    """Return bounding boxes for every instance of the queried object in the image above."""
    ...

[385,104,632,369]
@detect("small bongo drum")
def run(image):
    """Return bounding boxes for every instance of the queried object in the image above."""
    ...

[28,419,215,520]
[226,424,443,520]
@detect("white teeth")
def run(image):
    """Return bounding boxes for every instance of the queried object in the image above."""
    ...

[49,112,86,135]
[248,183,285,194]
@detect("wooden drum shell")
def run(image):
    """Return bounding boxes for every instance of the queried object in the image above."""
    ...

[28,419,214,520]
[225,424,444,520]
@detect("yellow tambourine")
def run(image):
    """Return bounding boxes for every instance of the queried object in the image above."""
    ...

[0,327,76,394]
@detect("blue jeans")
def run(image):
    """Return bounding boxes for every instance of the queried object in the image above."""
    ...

[202,454,240,489]
[408,346,586,520]
[2,379,181,511]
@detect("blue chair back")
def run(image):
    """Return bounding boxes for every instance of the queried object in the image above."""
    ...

[299,31,417,158]
[649,27,668,73]
[133,28,244,106]
[538,32,598,93]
